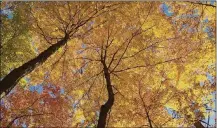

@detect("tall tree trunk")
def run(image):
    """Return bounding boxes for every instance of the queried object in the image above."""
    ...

[97,61,114,128]
[0,34,69,95]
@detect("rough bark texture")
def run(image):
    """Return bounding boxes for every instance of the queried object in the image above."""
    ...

[0,34,69,95]
[97,61,114,128]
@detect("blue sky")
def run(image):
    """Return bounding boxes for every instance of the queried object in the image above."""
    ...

[1,6,13,19]
[160,3,173,17]
[29,84,43,94]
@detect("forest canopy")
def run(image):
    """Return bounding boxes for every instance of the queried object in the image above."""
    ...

[0,1,216,128]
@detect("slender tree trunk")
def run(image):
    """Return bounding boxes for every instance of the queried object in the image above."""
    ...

[144,108,153,128]
[139,86,153,128]
[0,34,69,95]
[97,61,114,128]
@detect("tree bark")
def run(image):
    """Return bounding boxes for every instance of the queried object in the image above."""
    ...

[97,61,114,128]
[194,121,205,128]
[0,34,69,95]
[145,108,153,128]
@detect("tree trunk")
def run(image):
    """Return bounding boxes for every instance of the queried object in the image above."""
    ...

[145,109,153,128]
[194,121,205,128]
[0,34,69,95]
[97,62,114,128]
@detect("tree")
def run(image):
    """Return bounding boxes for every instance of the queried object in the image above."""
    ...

[73,2,215,127]
[0,1,215,128]
[0,2,120,96]
[0,84,73,127]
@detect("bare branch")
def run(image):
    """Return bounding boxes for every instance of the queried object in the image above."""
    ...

[122,37,178,60]
[110,25,155,73]
[6,113,53,128]
[187,1,216,8]
[114,57,183,73]
[138,81,153,128]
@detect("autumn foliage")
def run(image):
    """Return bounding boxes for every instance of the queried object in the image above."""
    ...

[0,1,216,127]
